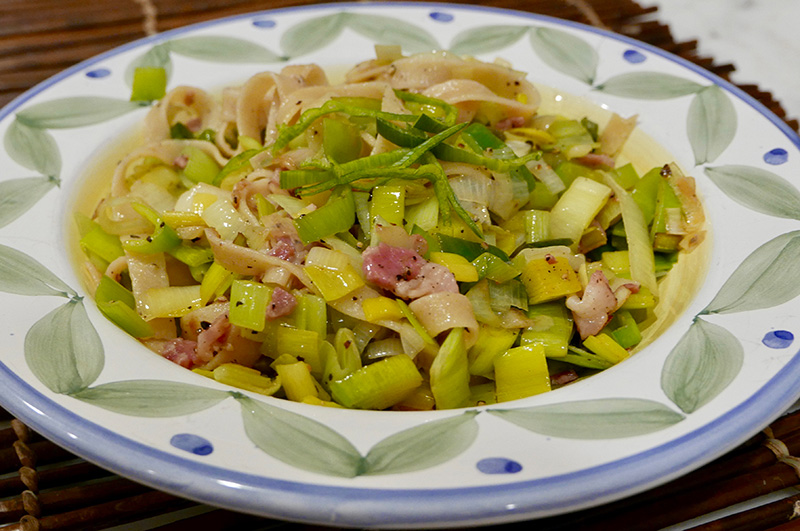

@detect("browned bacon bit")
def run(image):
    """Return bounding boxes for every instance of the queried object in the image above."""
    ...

[362,242,457,299]
[565,270,617,339]
[576,153,615,169]
[495,116,525,131]
[362,243,426,291]
[162,338,199,369]
[265,286,297,320]
[196,313,231,363]
[186,117,203,133]
[173,154,189,169]
[551,369,579,387]
[660,164,672,177]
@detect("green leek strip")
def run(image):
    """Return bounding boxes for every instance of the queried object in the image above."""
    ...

[376,118,428,148]
[472,253,520,282]
[437,234,509,262]
[200,261,237,302]
[494,344,551,402]
[430,328,471,410]
[94,275,154,337]
[603,174,657,294]
[522,301,573,358]
[275,329,322,373]
[97,300,154,338]
[334,328,362,374]
[182,146,221,184]
[197,129,215,143]
[299,159,483,240]
[393,89,458,126]
[323,118,363,164]
[294,151,412,197]
[631,167,661,224]
[608,311,642,349]
[467,326,519,378]
[95,275,136,308]
[405,195,439,233]
[460,122,538,191]
[212,363,280,396]
[295,293,327,338]
[329,354,422,410]
[461,122,516,159]
[564,345,613,369]
[80,224,125,263]
[330,96,383,110]
[142,285,204,319]
[229,280,273,332]
[168,244,214,268]
[130,67,167,102]
[280,168,332,190]
[271,99,417,152]
[275,360,319,402]
[353,191,371,241]
[488,279,528,313]
[370,185,405,226]
[212,148,262,187]
[395,299,437,346]
[413,112,450,134]
[170,122,194,139]
[432,142,540,173]
[121,202,181,254]
[392,122,468,169]
[294,186,356,244]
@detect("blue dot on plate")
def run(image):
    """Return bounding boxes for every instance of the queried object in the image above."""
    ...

[477,457,522,474]
[764,148,788,165]
[623,49,646,64]
[252,18,276,29]
[170,433,213,456]
[86,68,111,79]
[763,330,794,349]
[429,11,454,22]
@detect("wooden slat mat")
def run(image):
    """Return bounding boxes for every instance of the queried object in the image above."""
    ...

[2,1,800,530]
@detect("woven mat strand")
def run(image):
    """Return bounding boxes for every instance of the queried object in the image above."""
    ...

[2,1,800,530]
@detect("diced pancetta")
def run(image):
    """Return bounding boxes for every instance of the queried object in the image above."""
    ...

[565,270,618,339]
[266,286,297,320]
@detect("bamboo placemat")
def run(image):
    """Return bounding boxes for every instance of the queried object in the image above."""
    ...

[2,1,800,529]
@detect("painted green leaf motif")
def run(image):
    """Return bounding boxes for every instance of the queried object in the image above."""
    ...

[125,43,173,86]
[0,244,75,298]
[25,299,104,394]
[237,395,363,477]
[702,231,800,314]
[281,12,348,59]
[704,165,800,220]
[449,25,529,56]
[363,411,479,475]
[0,177,58,228]
[688,85,737,165]
[661,318,743,414]
[595,72,704,99]
[16,97,144,129]
[346,13,439,53]
[4,119,61,177]
[169,36,282,63]
[529,26,598,85]
[488,399,684,439]
[71,380,229,416]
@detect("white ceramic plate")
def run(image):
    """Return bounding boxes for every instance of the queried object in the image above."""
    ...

[2,3,800,528]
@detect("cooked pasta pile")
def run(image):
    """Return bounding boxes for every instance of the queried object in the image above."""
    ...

[78,49,705,410]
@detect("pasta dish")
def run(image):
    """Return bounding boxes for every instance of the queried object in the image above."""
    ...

[76,49,705,410]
